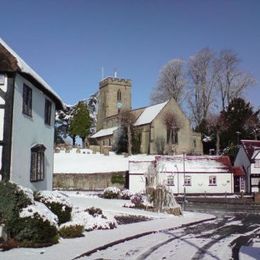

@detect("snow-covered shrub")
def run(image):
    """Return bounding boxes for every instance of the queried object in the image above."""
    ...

[0,182,58,247]
[72,207,117,231]
[18,202,58,246]
[120,189,133,200]
[130,193,144,207]
[59,223,84,238]
[103,187,121,199]
[85,207,103,217]
[34,191,72,224]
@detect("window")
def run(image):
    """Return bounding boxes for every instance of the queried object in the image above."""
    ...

[184,175,191,186]
[209,176,217,186]
[255,159,260,168]
[117,90,122,102]
[45,99,52,125]
[23,84,32,116]
[167,176,174,186]
[167,128,178,144]
[30,144,46,182]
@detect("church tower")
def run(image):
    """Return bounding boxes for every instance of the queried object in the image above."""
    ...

[96,76,132,130]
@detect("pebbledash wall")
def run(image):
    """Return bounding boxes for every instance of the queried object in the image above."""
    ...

[10,74,56,190]
[53,171,127,190]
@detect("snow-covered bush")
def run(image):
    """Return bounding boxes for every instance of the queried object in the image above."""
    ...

[72,207,117,231]
[130,193,144,207]
[0,182,58,247]
[34,191,72,224]
[120,189,133,200]
[59,223,84,238]
[85,207,103,217]
[103,187,121,199]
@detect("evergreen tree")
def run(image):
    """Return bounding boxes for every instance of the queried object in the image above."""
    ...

[68,102,92,148]
[220,98,259,147]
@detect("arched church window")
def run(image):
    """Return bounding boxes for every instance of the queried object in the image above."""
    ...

[117,90,122,102]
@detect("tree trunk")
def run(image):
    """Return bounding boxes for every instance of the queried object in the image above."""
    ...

[127,125,132,155]
[81,137,86,148]
[72,135,76,146]
[216,130,220,155]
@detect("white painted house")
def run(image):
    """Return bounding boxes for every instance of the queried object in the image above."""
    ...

[129,155,235,194]
[234,140,260,193]
[0,38,64,191]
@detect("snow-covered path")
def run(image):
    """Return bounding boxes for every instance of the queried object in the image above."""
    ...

[1,192,214,260]
[87,213,260,260]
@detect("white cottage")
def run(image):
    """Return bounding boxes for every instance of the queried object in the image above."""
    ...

[129,155,235,194]
[234,140,260,193]
[0,38,64,191]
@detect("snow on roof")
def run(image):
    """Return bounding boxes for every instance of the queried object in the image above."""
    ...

[134,101,168,126]
[156,155,232,173]
[91,126,118,138]
[129,155,233,174]
[0,38,64,109]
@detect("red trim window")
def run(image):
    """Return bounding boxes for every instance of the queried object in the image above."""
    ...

[209,176,217,186]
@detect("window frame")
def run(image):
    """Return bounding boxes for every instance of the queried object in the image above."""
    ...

[209,176,217,186]
[30,144,46,182]
[184,175,192,186]
[23,84,32,117]
[254,159,260,168]
[117,89,122,102]
[44,99,52,125]
[167,175,175,186]
[167,128,178,145]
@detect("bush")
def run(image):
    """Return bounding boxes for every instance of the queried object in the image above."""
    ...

[120,189,133,200]
[85,207,103,217]
[34,191,72,224]
[130,193,144,207]
[111,173,125,185]
[59,223,84,238]
[103,187,121,199]
[72,207,117,232]
[0,182,58,247]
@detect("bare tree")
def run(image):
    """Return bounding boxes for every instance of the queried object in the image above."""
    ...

[214,50,256,110]
[188,48,216,127]
[118,109,136,155]
[206,113,226,154]
[151,59,186,105]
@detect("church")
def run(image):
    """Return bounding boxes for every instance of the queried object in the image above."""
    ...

[91,76,203,155]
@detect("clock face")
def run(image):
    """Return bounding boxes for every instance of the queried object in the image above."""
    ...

[117,102,122,109]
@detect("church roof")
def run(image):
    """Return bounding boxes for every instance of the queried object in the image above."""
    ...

[0,38,64,110]
[134,100,168,126]
[91,126,118,138]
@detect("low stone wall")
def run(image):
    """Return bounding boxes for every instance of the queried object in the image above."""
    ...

[53,172,127,191]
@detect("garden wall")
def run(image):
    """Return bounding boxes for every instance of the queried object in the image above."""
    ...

[53,171,127,191]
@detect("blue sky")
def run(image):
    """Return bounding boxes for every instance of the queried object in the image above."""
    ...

[0,0,259,109]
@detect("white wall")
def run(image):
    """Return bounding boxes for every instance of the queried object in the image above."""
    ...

[129,159,234,194]
[129,175,146,193]
[234,147,251,192]
[10,74,55,191]
[161,172,233,193]
[0,73,7,172]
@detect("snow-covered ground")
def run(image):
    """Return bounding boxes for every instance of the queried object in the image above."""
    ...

[1,192,214,260]
[54,149,154,174]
